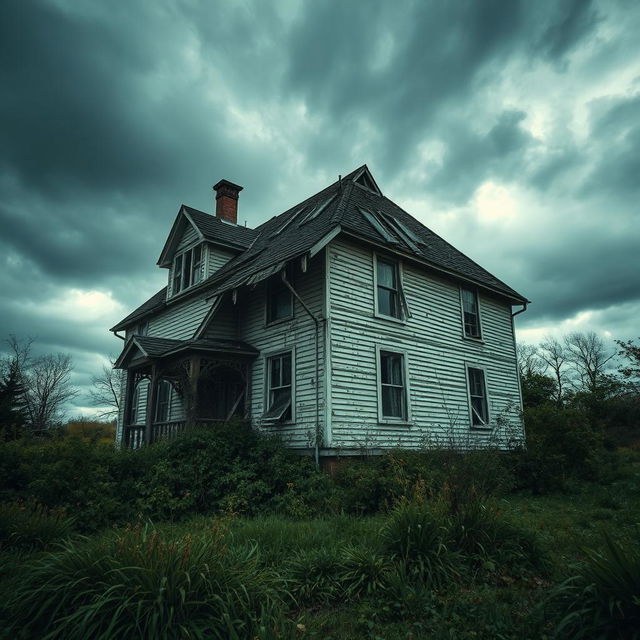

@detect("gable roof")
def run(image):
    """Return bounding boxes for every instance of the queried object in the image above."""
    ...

[201,165,527,302]
[112,165,527,332]
[114,335,258,368]
[157,204,258,267]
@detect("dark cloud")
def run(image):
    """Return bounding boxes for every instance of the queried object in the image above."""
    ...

[0,0,638,414]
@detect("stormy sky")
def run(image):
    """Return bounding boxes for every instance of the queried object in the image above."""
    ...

[1,0,639,418]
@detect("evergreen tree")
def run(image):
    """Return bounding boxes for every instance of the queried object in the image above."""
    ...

[0,358,27,440]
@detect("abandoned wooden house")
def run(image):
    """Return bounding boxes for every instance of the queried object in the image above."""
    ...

[112,165,528,459]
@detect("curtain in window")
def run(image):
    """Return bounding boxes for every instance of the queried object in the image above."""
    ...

[381,351,405,419]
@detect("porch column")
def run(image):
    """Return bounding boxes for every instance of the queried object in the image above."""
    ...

[186,356,201,428]
[123,369,136,426]
[144,363,159,445]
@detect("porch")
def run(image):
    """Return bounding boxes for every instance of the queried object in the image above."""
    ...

[116,337,258,449]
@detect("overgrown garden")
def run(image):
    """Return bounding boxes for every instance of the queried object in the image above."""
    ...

[0,333,639,638]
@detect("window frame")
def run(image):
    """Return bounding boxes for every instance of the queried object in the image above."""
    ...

[130,381,141,425]
[171,243,205,297]
[376,345,411,424]
[263,348,295,424]
[465,364,490,429]
[460,286,483,340]
[154,379,173,423]
[265,268,294,325]
[373,253,409,323]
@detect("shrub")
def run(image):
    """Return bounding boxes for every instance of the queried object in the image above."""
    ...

[381,500,459,589]
[0,500,74,550]
[7,521,295,640]
[549,532,640,639]
[286,546,344,604]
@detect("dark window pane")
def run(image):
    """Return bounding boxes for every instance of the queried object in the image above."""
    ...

[382,386,404,418]
[381,352,403,385]
[378,289,398,317]
[183,250,192,288]
[462,289,480,337]
[268,278,293,322]
[282,354,292,386]
[270,357,281,387]
[377,260,396,288]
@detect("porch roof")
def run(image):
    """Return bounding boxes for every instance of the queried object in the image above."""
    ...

[114,335,259,369]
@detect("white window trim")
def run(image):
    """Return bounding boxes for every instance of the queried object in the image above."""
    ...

[459,286,483,341]
[264,270,294,326]
[465,363,491,430]
[171,242,205,297]
[373,253,409,324]
[262,346,296,424]
[376,345,412,425]
[154,379,173,423]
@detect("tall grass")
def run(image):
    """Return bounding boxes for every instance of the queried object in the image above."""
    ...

[549,532,640,639]
[7,521,295,640]
[0,501,74,550]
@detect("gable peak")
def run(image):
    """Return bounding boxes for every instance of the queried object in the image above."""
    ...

[351,165,382,196]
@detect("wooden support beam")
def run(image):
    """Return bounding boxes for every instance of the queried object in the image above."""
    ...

[186,356,201,428]
[145,363,159,445]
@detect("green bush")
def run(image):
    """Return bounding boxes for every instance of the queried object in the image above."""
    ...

[0,501,74,550]
[7,521,295,640]
[549,532,640,639]
[512,405,606,493]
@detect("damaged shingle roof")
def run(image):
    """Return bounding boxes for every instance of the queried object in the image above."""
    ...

[113,165,527,332]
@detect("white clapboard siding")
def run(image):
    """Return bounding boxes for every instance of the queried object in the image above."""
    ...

[176,223,199,251]
[238,254,326,449]
[207,245,236,276]
[327,237,522,451]
[149,296,212,340]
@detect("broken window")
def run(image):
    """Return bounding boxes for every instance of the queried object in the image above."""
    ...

[461,288,481,338]
[467,367,489,427]
[263,352,292,422]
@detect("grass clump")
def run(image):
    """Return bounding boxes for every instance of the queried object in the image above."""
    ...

[548,531,640,639]
[0,501,74,551]
[7,520,295,640]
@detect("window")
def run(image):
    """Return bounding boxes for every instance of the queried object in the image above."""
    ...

[155,380,172,423]
[267,270,293,323]
[172,245,203,295]
[467,367,489,427]
[263,352,292,422]
[461,288,481,338]
[376,257,403,319]
[379,350,408,421]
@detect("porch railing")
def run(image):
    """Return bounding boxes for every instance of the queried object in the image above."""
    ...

[123,419,228,449]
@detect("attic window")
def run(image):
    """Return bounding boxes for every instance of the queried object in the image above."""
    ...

[172,245,203,296]
[298,194,336,225]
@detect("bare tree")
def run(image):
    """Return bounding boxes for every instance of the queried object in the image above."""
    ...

[4,336,78,430]
[564,331,615,395]
[539,336,570,404]
[88,358,122,419]
[516,343,545,379]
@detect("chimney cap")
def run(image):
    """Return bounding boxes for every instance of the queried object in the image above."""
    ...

[213,179,243,194]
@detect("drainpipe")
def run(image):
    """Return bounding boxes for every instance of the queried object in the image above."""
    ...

[511,302,528,318]
[113,330,126,340]
[281,269,321,469]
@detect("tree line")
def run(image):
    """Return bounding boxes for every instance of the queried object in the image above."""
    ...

[0,336,122,440]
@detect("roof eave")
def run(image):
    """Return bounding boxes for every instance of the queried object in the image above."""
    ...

[340,229,528,305]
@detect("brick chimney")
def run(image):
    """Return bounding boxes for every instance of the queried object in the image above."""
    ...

[213,179,243,224]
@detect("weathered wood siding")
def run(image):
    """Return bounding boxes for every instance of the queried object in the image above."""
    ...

[148,296,212,340]
[207,244,236,276]
[327,237,522,450]
[237,254,326,449]
[176,223,199,251]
